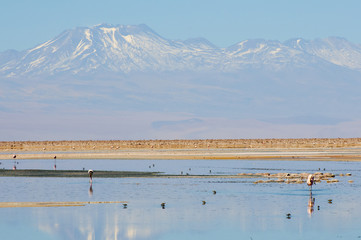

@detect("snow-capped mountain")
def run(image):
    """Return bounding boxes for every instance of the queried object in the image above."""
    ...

[285,37,361,70]
[0,24,222,77]
[2,24,361,77]
[2,24,361,140]
[226,37,361,71]
[223,39,322,71]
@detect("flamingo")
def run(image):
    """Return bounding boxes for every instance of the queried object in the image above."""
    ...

[307,174,315,190]
[88,169,94,182]
[53,156,57,170]
[13,155,17,170]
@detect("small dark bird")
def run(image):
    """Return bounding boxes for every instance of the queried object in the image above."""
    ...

[123,203,128,209]
[328,199,333,204]
[202,201,206,205]
[317,206,320,210]
[54,156,57,159]
[161,203,166,209]
[213,190,217,195]
[13,155,16,159]
[286,213,291,219]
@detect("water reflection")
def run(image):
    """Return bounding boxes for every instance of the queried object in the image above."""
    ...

[89,183,93,197]
[7,187,359,240]
[307,191,315,217]
[0,160,360,240]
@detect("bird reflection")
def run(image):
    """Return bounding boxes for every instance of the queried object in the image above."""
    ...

[89,183,93,196]
[307,191,315,216]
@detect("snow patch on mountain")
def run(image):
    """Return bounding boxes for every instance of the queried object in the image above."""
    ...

[285,37,361,69]
[1,24,361,77]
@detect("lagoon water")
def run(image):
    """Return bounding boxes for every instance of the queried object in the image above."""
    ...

[0,159,360,239]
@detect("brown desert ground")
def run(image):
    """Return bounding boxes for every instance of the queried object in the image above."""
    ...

[1,138,361,161]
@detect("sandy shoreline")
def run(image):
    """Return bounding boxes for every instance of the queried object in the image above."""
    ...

[1,150,361,161]
[1,138,361,161]
[0,201,127,208]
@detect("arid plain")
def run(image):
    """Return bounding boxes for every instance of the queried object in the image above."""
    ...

[1,138,361,161]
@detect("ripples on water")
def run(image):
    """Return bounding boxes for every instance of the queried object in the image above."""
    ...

[0,159,360,239]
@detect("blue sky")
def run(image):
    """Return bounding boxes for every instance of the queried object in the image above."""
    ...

[1,0,361,52]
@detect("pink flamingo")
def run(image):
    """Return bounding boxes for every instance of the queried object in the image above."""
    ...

[307,174,315,190]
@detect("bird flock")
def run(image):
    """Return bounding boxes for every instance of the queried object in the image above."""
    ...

[86,169,341,218]
[4,154,349,217]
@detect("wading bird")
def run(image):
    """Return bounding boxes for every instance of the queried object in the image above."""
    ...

[88,169,94,182]
[53,156,57,170]
[307,174,315,190]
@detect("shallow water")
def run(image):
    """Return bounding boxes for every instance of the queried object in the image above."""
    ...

[0,159,360,240]
[3,158,361,175]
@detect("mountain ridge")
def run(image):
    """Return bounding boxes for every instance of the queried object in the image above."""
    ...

[1,24,361,77]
